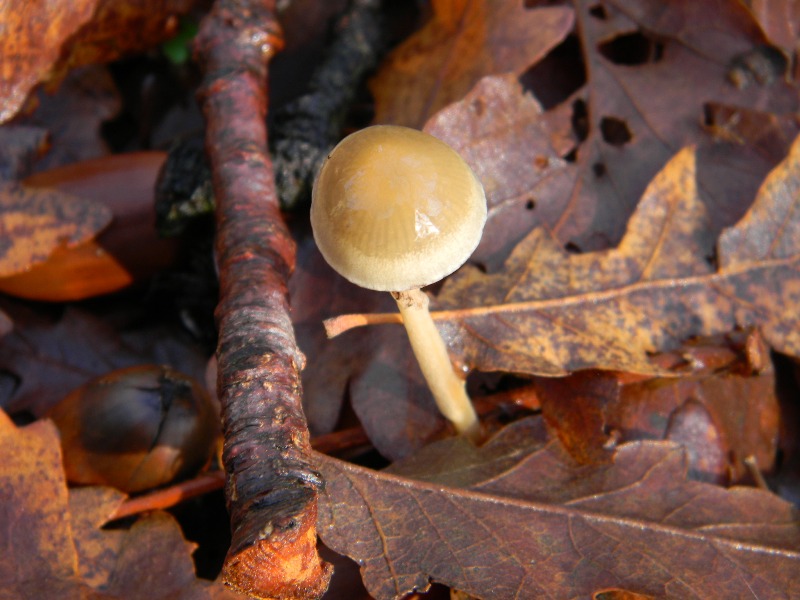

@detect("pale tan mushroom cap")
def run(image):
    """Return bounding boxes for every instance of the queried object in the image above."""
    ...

[311,125,486,291]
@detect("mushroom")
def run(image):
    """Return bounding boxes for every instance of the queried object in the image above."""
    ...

[311,125,486,438]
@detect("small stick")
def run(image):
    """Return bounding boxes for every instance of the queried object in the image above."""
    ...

[195,0,331,596]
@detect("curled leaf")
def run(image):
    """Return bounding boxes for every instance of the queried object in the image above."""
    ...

[0,184,112,277]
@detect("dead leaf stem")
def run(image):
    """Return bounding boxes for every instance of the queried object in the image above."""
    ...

[194,1,331,597]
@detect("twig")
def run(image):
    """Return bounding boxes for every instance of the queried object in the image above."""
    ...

[272,0,385,209]
[194,1,331,597]
[112,471,226,521]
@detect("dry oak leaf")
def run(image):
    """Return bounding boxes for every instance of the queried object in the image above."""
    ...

[0,309,10,341]
[0,124,50,180]
[58,0,193,77]
[701,101,800,167]
[292,235,401,438]
[0,183,112,277]
[534,358,780,482]
[0,408,242,599]
[328,135,800,375]
[0,411,89,597]
[316,418,800,599]
[429,132,800,376]
[0,0,99,124]
[0,0,193,125]
[0,303,144,417]
[424,74,574,271]
[614,335,779,485]
[370,0,574,128]
[557,0,799,251]
[0,301,207,420]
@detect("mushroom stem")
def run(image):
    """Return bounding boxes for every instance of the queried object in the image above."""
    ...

[392,288,479,439]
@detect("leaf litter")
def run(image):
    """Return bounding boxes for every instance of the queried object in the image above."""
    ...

[316,417,800,599]
[327,133,800,378]
[1,0,799,597]
[0,407,242,599]
[370,0,575,128]
[440,132,800,376]
[554,0,799,250]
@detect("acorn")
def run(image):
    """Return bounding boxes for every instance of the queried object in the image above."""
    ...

[47,364,219,493]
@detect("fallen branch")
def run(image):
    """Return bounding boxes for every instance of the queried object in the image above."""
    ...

[194,1,331,597]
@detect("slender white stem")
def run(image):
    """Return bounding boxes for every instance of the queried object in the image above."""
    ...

[393,289,479,438]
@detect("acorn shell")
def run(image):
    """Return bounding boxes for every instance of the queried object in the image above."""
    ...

[47,364,219,493]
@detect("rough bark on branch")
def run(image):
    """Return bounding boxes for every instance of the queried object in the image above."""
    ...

[195,1,331,597]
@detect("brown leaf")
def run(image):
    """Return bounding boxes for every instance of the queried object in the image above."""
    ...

[0,0,100,124]
[0,183,112,277]
[18,65,121,173]
[533,369,620,466]
[58,0,193,75]
[0,302,207,418]
[292,236,393,436]
[99,512,208,598]
[557,0,798,250]
[69,487,129,590]
[535,350,780,483]
[427,134,800,376]
[70,487,245,599]
[0,313,11,342]
[348,323,446,460]
[702,102,800,165]
[370,0,574,128]
[5,151,178,301]
[383,414,551,486]
[750,0,800,57]
[0,124,49,180]
[0,0,192,125]
[617,367,779,485]
[316,418,800,599]
[0,408,241,598]
[424,74,573,271]
[0,411,82,594]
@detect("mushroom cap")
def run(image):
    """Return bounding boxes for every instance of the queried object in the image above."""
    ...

[311,125,486,292]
